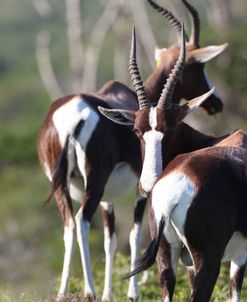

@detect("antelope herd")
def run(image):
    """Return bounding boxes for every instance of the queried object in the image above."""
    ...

[38,0,246,301]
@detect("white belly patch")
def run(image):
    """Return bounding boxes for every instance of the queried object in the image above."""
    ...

[102,162,138,203]
[222,232,247,262]
[68,162,138,204]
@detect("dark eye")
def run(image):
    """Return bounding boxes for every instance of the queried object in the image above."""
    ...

[133,128,143,138]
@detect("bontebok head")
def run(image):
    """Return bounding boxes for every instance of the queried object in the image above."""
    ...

[147,0,227,114]
[99,26,214,196]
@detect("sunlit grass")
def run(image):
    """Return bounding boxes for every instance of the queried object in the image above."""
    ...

[1,252,246,302]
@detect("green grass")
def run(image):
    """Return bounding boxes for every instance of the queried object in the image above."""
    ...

[1,252,247,302]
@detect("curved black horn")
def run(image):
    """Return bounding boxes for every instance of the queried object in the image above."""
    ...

[147,0,187,41]
[157,24,186,109]
[181,0,200,47]
[129,26,150,109]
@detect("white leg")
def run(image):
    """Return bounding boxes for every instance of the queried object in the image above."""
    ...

[128,222,142,301]
[100,202,117,301]
[75,208,96,299]
[57,218,76,299]
[102,231,117,301]
[230,252,247,302]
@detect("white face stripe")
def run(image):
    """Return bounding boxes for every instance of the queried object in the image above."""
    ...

[140,107,164,194]
[149,107,158,129]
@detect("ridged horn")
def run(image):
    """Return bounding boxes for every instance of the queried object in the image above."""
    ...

[147,0,188,41]
[157,24,186,109]
[129,26,150,109]
[181,0,200,47]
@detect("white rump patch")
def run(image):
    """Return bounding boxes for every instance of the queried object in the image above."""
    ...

[52,95,100,147]
[52,95,100,194]
[152,172,197,244]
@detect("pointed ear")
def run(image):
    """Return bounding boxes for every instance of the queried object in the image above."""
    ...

[188,43,228,64]
[181,88,215,117]
[154,47,167,61]
[98,106,136,126]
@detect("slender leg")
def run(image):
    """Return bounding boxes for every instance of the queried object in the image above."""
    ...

[75,208,96,299]
[53,189,75,301]
[148,200,179,302]
[230,252,247,302]
[186,266,195,291]
[57,218,76,299]
[74,167,109,300]
[189,257,221,302]
[128,196,146,301]
[100,201,117,301]
[181,246,195,291]
[159,229,181,302]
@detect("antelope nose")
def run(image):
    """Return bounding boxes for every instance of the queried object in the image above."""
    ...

[203,94,223,115]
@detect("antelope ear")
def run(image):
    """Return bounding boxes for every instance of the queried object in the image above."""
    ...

[98,106,136,126]
[154,47,167,61]
[183,88,215,114]
[188,43,228,64]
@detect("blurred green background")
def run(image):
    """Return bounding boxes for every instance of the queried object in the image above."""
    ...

[0,0,246,300]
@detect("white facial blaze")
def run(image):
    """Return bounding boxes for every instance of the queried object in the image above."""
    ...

[140,107,164,194]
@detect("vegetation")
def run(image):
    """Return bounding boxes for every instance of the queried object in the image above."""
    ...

[1,252,247,301]
[0,0,246,301]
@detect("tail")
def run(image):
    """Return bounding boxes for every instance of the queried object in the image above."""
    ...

[124,216,166,279]
[43,136,70,206]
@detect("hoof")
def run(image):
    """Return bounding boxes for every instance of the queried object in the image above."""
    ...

[128,297,140,302]
[128,288,140,302]
[102,294,113,302]
[56,293,67,302]
[84,293,97,302]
